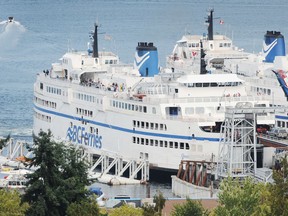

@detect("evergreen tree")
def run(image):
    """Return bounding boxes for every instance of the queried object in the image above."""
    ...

[22,130,90,216]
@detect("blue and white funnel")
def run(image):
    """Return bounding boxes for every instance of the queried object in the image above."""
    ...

[263,31,285,63]
[134,42,159,77]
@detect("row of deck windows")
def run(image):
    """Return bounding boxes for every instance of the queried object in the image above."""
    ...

[34,111,51,123]
[251,86,271,96]
[46,86,62,95]
[74,92,102,104]
[76,107,93,117]
[219,43,231,48]
[133,120,167,131]
[34,96,57,109]
[111,100,147,113]
[132,136,190,150]
[184,82,241,88]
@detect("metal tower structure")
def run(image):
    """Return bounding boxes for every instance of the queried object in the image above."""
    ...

[217,107,256,178]
[216,107,288,179]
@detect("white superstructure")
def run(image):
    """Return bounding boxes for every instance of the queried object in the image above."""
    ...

[166,9,288,107]
[33,24,274,171]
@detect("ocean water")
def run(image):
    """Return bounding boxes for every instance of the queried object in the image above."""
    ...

[0,0,288,197]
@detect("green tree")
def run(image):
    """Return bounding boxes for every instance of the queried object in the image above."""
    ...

[142,191,166,216]
[66,196,100,216]
[213,176,270,216]
[21,130,90,216]
[0,134,10,150]
[171,199,209,216]
[153,191,166,215]
[0,189,29,216]
[266,156,288,216]
[109,204,143,216]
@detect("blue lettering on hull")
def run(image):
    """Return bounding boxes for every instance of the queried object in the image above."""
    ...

[66,125,102,149]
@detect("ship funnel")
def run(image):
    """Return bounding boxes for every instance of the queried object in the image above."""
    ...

[263,31,285,63]
[134,42,159,77]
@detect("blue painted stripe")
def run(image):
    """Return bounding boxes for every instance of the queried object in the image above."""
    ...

[34,105,220,142]
[275,115,288,120]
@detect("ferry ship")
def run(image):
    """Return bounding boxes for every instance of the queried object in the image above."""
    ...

[33,23,274,171]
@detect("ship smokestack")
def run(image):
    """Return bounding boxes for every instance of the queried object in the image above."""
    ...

[263,31,285,63]
[135,42,159,77]
[93,23,99,58]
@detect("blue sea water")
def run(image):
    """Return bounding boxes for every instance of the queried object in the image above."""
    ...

[0,0,287,198]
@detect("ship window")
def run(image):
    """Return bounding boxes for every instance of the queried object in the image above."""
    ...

[40,83,43,90]
[185,107,194,114]
[175,142,178,149]
[203,83,209,87]
[160,124,164,130]
[90,127,93,133]
[146,122,149,129]
[155,123,158,130]
[150,123,154,129]
[143,106,147,113]
[141,122,144,128]
[141,138,144,145]
[186,143,190,150]
[196,107,205,114]
[137,121,140,127]
[133,137,136,143]
[286,122,288,128]
[145,139,149,145]
[169,142,173,148]
[133,120,136,127]
[137,137,140,144]
[164,141,168,148]
[267,89,271,95]
[139,106,142,112]
[150,139,154,146]
[180,142,184,149]
[196,83,202,87]
[160,140,163,147]
[155,140,158,147]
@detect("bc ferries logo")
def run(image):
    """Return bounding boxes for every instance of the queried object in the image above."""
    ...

[135,52,150,68]
[66,125,102,149]
[263,39,277,55]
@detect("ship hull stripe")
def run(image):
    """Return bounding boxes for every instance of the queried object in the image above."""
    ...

[34,105,220,142]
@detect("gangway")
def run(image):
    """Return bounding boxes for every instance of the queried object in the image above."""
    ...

[217,106,288,180]
[87,150,149,185]
[0,138,32,162]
